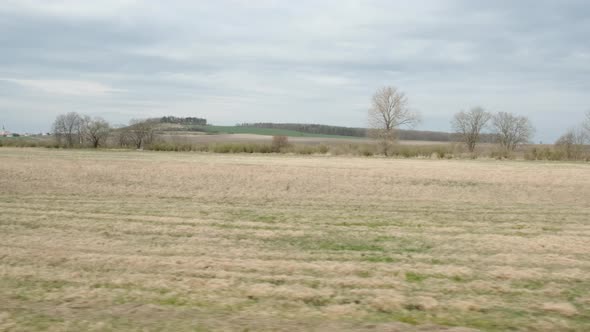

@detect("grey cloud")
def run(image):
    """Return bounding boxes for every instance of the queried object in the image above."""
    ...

[1,1,589,141]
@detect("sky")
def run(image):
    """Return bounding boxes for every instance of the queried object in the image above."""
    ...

[1,0,589,142]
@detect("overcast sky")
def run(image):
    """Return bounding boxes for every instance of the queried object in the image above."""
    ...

[1,0,589,142]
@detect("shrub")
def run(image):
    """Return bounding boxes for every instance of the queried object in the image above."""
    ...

[0,137,56,148]
[290,145,310,154]
[490,149,512,160]
[524,146,589,161]
[290,145,323,155]
[271,136,289,152]
[210,143,273,154]
[385,144,455,159]
[317,144,330,154]
[359,146,375,156]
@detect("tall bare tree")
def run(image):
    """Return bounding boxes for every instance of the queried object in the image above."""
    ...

[368,86,420,155]
[125,119,157,149]
[52,112,82,148]
[451,107,492,153]
[491,112,534,152]
[82,117,111,148]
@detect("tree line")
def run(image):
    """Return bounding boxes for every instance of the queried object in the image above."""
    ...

[368,85,589,158]
[51,115,213,149]
[52,114,166,149]
[160,116,207,126]
[49,87,590,160]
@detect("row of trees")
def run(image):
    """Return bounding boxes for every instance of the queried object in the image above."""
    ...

[451,108,534,153]
[368,85,589,156]
[52,90,588,158]
[52,112,158,149]
[52,112,111,148]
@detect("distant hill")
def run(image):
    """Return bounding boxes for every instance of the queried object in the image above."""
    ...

[161,124,359,139]
[236,123,468,142]
[150,119,497,142]
[237,123,366,137]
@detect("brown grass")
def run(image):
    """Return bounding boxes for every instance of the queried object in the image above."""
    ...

[0,148,589,331]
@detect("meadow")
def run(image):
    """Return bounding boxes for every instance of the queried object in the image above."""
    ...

[0,148,589,331]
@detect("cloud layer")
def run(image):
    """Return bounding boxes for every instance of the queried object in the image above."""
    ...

[1,0,589,141]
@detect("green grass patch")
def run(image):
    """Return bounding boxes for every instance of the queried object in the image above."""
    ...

[192,125,359,139]
[511,279,545,290]
[269,235,384,252]
[405,272,428,283]
[156,295,189,306]
[375,236,433,253]
[361,256,397,263]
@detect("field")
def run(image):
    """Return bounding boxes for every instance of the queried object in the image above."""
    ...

[187,125,360,139]
[157,133,367,145]
[1,148,589,331]
[156,133,449,146]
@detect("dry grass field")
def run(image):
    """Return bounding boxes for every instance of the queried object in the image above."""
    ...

[1,148,589,331]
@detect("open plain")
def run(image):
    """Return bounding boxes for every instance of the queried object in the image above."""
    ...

[0,148,589,331]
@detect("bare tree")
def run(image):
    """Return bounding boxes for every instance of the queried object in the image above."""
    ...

[368,86,420,155]
[555,127,588,160]
[52,116,66,146]
[113,130,130,148]
[108,124,131,148]
[451,107,492,153]
[52,112,82,148]
[126,119,157,149]
[491,112,535,152]
[82,117,111,148]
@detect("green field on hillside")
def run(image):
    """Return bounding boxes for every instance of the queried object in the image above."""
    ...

[193,125,362,139]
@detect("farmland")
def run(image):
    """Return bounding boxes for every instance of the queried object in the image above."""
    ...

[185,125,360,139]
[156,133,450,146]
[1,148,589,331]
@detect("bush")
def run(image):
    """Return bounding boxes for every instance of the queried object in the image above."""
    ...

[0,137,57,148]
[145,139,587,161]
[386,144,455,159]
[327,143,377,156]
[211,143,273,154]
[318,144,330,154]
[359,147,375,156]
[271,136,289,152]
[524,146,589,161]
[289,145,321,155]
[490,149,513,160]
